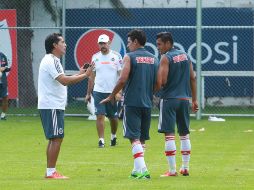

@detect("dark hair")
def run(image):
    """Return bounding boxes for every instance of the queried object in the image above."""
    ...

[45,33,62,54]
[127,29,146,46]
[156,32,174,45]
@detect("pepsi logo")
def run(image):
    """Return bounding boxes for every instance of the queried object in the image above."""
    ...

[74,29,126,69]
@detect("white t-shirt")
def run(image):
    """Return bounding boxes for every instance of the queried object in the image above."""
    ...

[92,50,122,93]
[38,54,67,110]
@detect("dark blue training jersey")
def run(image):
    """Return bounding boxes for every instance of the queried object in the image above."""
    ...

[124,48,158,108]
[0,52,10,86]
[160,48,192,99]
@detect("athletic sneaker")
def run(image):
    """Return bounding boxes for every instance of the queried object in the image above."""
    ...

[129,171,151,179]
[160,171,178,177]
[179,168,189,176]
[45,171,69,179]
[98,140,105,148]
[110,137,117,146]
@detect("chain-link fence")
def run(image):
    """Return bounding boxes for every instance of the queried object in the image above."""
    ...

[0,0,254,118]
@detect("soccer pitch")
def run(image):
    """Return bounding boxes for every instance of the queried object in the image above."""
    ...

[0,116,253,190]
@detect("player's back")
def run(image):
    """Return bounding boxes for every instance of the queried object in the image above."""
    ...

[124,48,158,108]
[161,48,191,99]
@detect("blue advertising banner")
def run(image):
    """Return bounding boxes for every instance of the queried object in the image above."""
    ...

[66,8,253,97]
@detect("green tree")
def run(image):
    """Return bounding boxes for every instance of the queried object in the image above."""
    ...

[1,0,58,107]
[1,0,127,108]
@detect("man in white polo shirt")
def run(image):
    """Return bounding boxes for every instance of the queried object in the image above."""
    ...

[85,34,122,148]
[38,33,93,179]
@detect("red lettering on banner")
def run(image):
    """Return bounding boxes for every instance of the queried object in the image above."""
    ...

[173,54,188,63]
[136,57,154,64]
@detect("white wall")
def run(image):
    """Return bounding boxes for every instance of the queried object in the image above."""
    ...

[66,0,254,8]
[31,0,61,91]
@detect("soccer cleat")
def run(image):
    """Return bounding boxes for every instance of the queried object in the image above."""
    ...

[0,116,6,120]
[98,140,105,148]
[110,137,117,146]
[129,171,151,179]
[45,171,69,179]
[160,171,178,177]
[179,168,189,176]
[129,171,142,179]
[140,171,151,179]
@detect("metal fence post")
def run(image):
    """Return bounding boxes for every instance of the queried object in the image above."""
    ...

[62,0,66,70]
[196,0,202,120]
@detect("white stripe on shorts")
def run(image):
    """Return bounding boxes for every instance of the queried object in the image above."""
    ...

[52,109,58,135]
[158,99,163,131]
[122,106,127,136]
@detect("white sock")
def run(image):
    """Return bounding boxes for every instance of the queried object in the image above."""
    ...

[99,138,105,144]
[46,168,56,176]
[165,135,176,173]
[1,112,6,118]
[132,141,147,173]
[180,134,191,169]
[111,134,116,140]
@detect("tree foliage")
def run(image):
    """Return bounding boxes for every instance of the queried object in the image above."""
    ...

[1,0,57,107]
[109,0,132,19]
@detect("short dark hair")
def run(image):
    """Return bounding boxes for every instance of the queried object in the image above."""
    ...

[127,29,146,46]
[45,33,62,54]
[156,32,174,45]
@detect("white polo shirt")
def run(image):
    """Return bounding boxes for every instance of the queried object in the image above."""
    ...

[38,54,67,110]
[92,50,122,93]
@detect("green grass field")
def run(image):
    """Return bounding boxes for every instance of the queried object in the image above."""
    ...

[0,116,253,190]
[6,99,254,115]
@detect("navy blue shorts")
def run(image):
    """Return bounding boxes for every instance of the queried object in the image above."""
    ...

[39,109,65,139]
[93,91,118,118]
[0,84,8,98]
[158,99,190,136]
[123,106,151,141]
